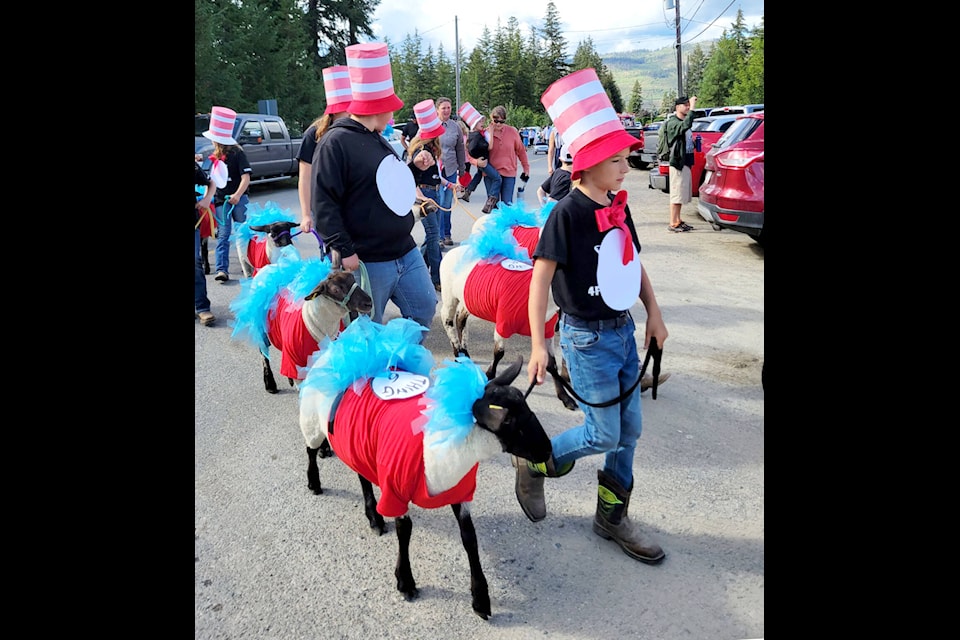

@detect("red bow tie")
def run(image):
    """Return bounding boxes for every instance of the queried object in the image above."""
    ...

[595,190,634,265]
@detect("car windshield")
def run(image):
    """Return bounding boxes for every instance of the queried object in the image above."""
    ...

[713,117,761,150]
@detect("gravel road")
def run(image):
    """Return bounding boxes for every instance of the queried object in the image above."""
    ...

[195,152,764,640]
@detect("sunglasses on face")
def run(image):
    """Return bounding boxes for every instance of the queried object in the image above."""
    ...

[492,118,505,123]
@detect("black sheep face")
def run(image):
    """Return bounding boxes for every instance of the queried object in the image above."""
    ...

[472,358,552,463]
[249,221,300,247]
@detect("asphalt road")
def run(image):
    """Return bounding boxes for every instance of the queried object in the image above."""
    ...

[195,148,764,639]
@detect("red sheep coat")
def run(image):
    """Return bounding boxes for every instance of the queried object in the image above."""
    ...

[512,226,540,259]
[266,295,320,380]
[462,262,557,340]
[327,384,479,518]
[246,237,270,276]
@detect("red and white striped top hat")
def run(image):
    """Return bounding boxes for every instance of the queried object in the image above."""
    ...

[345,42,404,116]
[540,68,641,179]
[413,99,445,140]
[202,106,238,145]
[322,65,353,115]
[457,102,483,130]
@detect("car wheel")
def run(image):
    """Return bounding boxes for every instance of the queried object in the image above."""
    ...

[627,158,647,170]
[753,229,764,247]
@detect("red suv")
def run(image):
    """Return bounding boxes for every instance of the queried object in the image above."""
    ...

[697,112,764,246]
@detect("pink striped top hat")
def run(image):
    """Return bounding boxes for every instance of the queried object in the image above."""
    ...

[202,106,238,145]
[413,99,445,140]
[458,102,483,130]
[540,68,641,180]
[345,42,404,116]
[322,65,353,115]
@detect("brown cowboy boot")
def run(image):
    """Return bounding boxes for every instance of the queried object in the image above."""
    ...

[593,469,665,564]
[640,372,671,392]
[511,455,574,522]
[481,196,498,214]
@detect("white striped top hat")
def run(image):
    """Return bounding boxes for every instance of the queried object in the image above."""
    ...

[457,102,483,130]
[413,99,445,140]
[322,65,353,115]
[345,42,404,116]
[540,68,641,179]
[202,106,238,145]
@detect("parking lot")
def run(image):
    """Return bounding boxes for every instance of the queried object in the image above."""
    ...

[195,153,764,639]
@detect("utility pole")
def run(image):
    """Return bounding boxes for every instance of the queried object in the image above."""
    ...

[455,16,461,110]
[674,0,683,96]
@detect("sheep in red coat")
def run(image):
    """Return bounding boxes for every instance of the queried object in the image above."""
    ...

[298,316,552,619]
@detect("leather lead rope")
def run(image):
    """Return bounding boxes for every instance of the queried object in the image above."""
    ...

[545,338,663,406]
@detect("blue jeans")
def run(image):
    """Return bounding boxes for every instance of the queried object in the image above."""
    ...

[494,175,517,206]
[418,187,442,286]
[363,246,437,332]
[438,172,456,239]
[214,194,249,274]
[467,163,501,199]
[195,228,211,313]
[551,314,643,489]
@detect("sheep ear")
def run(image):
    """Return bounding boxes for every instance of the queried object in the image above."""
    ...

[487,357,522,388]
[303,280,329,301]
[471,400,509,433]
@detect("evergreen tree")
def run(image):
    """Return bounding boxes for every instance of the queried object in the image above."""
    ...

[685,44,709,100]
[697,33,738,106]
[730,18,763,105]
[629,80,644,117]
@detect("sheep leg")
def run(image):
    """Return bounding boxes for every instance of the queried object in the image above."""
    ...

[305,446,322,495]
[200,237,210,274]
[263,355,279,394]
[452,503,491,619]
[318,437,333,458]
[393,514,418,600]
[485,339,505,381]
[358,474,386,534]
[454,307,471,358]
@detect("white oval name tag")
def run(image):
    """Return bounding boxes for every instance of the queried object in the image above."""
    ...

[372,371,431,400]
[500,258,532,272]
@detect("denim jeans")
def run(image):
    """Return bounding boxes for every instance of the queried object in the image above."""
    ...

[418,187,442,286]
[467,163,501,199]
[363,245,437,332]
[195,228,211,313]
[214,194,249,274]
[550,314,643,489]
[438,172,456,239]
[495,176,517,206]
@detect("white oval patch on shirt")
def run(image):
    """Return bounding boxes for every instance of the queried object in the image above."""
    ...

[500,258,532,271]
[596,229,641,310]
[372,371,430,400]
[377,154,417,216]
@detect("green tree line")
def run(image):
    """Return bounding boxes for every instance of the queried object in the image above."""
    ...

[195,0,763,133]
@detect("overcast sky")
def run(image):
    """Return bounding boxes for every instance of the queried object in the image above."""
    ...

[369,1,764,56]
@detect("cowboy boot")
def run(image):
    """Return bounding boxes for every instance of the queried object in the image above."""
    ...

[640,372,671,392]
[461,189,472,202]
[511,455,574,522]
[481,196,498,214]
[594,469,665,564]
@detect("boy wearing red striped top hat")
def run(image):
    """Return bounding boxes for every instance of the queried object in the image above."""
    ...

[514,68,669,565]
[310,43,437,333]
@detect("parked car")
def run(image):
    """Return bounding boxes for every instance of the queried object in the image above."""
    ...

[647,114,741,195]
[637,121,664,166]
[697,112,764,245]
[385,128,405,159]
[625,125,646,168]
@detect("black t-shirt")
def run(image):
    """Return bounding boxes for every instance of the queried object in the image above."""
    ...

[534,189,641,320]
[298,125,318,164]
[401,120,419,142]
[467,130,489,160]
[539,167,572,201]
[407,146,441,188]
[213,147,252,204]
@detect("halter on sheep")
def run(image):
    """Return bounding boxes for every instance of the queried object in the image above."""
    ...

[298,316,552,619]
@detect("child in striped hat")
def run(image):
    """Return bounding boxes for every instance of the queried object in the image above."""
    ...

[458,102,502,213]
[514,68,669,566]
[311,42,437,333]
